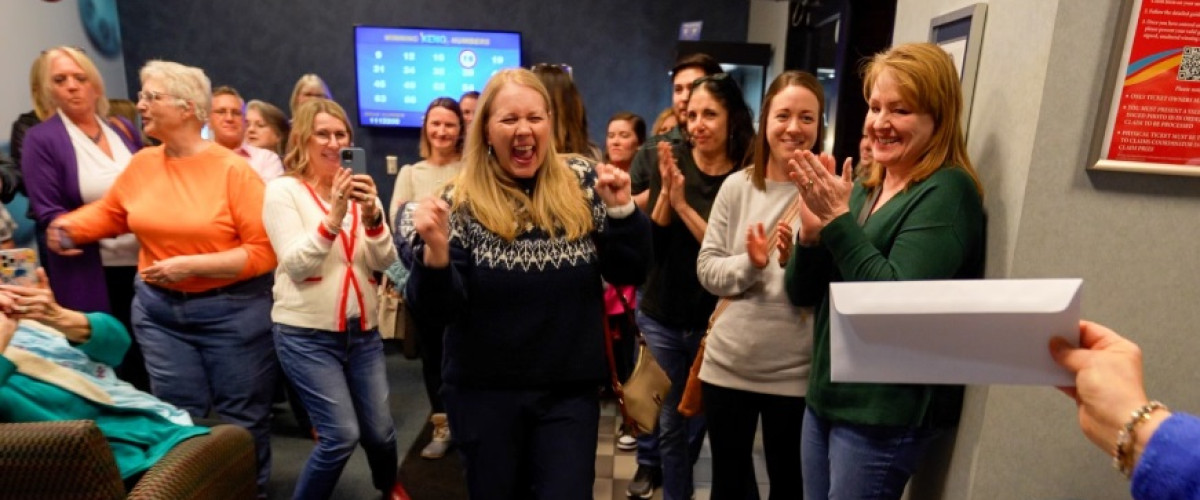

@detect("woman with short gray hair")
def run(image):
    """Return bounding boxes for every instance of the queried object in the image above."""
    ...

[47,59,279,497]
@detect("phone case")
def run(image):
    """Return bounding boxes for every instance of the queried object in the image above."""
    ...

[0,248,38,286]
[340,147,367,175]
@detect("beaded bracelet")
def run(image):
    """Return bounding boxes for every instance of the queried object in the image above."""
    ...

[1114,400,1167,478]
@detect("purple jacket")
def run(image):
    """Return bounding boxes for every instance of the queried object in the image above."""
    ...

[22,114,142,312]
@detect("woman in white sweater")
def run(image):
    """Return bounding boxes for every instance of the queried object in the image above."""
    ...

[694,71,822,500]
[262,99,401,499]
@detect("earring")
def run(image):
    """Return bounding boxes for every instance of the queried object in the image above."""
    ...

[488,144,494,157]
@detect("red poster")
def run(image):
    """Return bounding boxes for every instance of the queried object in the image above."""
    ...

[1106,0,1200,167]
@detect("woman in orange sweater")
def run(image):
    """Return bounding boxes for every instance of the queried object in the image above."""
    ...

[47,60,278,498]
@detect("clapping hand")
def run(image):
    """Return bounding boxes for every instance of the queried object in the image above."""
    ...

[788,150,852,242]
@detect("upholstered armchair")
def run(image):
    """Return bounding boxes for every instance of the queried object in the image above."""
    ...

[0,420,257,499]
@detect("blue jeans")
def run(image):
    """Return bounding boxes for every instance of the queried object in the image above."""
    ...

[801,406,945,500]
[275,323,398,499]
[131,275,277,491]
[635,311,707,500]
[443,384,598,500]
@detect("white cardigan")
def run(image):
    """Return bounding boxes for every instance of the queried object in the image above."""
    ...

[263,176,398,332]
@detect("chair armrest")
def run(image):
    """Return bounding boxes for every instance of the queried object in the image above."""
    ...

[127,424,257,500]
[0,420,125,499]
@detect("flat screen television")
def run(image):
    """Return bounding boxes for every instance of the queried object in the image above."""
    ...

[353,25,523,128]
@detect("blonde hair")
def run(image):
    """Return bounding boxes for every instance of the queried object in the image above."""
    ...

[289,74,331,117]
[29,52,54,120]
[860,43,982,196]
[283,99,351,177]
[651,107,676,136]
[139,60,211,123]
[40,47,109,117]
[452,68,593,242]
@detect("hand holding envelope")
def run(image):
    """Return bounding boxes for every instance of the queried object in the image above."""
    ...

[829,278,1081,386]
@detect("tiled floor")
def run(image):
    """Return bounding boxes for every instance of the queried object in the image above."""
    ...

[594,400,770,500]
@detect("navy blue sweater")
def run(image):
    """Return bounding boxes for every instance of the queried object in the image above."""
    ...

[404,157,651,390]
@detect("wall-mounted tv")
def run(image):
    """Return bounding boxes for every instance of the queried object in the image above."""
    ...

[353,26,523,128]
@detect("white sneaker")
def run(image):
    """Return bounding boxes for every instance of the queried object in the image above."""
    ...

[420,413,451,459]
[617,431,637,451]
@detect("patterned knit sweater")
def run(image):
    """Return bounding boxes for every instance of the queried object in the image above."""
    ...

[404,157,651,389]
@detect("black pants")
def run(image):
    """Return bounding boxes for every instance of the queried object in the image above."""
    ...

[702,381,805,500]
[442,384,598,500]
[416,315,445,413]
[105,266,148,392]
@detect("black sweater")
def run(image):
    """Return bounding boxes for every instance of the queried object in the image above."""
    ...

[405,157,651,390]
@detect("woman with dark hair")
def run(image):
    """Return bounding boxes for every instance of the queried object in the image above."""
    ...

[388,96,465,460]
[530,63,601,160]
[605,111,645,171]
[786,43,985,500]
[639,72,755,500]
[696,70,824,499]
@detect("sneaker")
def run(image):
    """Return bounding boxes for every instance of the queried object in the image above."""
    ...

[625,464,661,499]
[420,413,451,459]
[616,430,637,451]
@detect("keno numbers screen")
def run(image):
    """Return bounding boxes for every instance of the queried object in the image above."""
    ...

[354,26,523,128]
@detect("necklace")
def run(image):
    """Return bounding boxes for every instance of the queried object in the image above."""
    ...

[86,128,103,144]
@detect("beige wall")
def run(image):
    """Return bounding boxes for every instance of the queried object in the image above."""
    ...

[895,0,1200,498]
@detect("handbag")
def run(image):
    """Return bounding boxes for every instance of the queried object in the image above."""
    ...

[678,195,805,418]
[604,293,670,435]
[376,274,407,341]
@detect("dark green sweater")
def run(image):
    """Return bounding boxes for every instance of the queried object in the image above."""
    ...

[785,166,985,427]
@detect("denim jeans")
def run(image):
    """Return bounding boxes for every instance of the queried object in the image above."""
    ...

[131,275,277,491]
[801,406,945,500]
[443,384,599,500]
[635,311,707,500]
[275,323,398,500]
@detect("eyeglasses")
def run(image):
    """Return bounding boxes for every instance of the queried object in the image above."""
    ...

[530,63,573,78]
[212,108,244,118]
[137,90,181,103]
[312,130,350,146]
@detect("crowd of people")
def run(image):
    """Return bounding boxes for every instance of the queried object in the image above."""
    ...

[1,40,1196,500]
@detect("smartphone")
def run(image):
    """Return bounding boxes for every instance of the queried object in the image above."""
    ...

[340,147,367,175]
[0,248,38,286]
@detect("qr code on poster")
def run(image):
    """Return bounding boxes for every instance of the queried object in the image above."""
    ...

[1178,47,1200,81]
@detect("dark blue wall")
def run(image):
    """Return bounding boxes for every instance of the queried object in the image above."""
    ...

[116,0,749,205]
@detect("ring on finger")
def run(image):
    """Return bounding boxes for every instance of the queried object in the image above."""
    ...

[806,180,815,190]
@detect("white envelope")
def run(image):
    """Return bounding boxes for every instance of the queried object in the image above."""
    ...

[829,279,1081,386]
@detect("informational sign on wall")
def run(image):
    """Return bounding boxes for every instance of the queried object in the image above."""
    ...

[1094,0,1200,176]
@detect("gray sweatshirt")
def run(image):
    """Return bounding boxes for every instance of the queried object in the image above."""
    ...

[696,170,814,397]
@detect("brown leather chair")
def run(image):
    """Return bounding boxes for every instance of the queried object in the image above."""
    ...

[0,420,257,499]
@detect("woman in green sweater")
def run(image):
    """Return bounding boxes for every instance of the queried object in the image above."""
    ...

[783,42,986,499]
[0,274,208,485]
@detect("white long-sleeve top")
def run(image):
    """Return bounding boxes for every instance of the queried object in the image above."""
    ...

[696,171,814,397]
[263,176,398,332]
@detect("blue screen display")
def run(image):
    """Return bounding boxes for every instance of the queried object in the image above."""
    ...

[354,26,523,128]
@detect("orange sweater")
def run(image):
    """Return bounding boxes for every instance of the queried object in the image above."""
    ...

[62,144,277,292]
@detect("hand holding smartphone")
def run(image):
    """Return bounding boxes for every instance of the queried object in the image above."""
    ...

[340,147,367,176]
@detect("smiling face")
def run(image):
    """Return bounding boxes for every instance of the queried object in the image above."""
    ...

[606,119,639,167]
[765,84,820,169]
[305,112,351,177]
[209,94,245,149]
[48,53,98,120]
[866,69,934,171]
[672,67,706,124]
[485,83,551,179]
[685,87,729,158]
[425,106,461,157]
[245,108,281,151]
